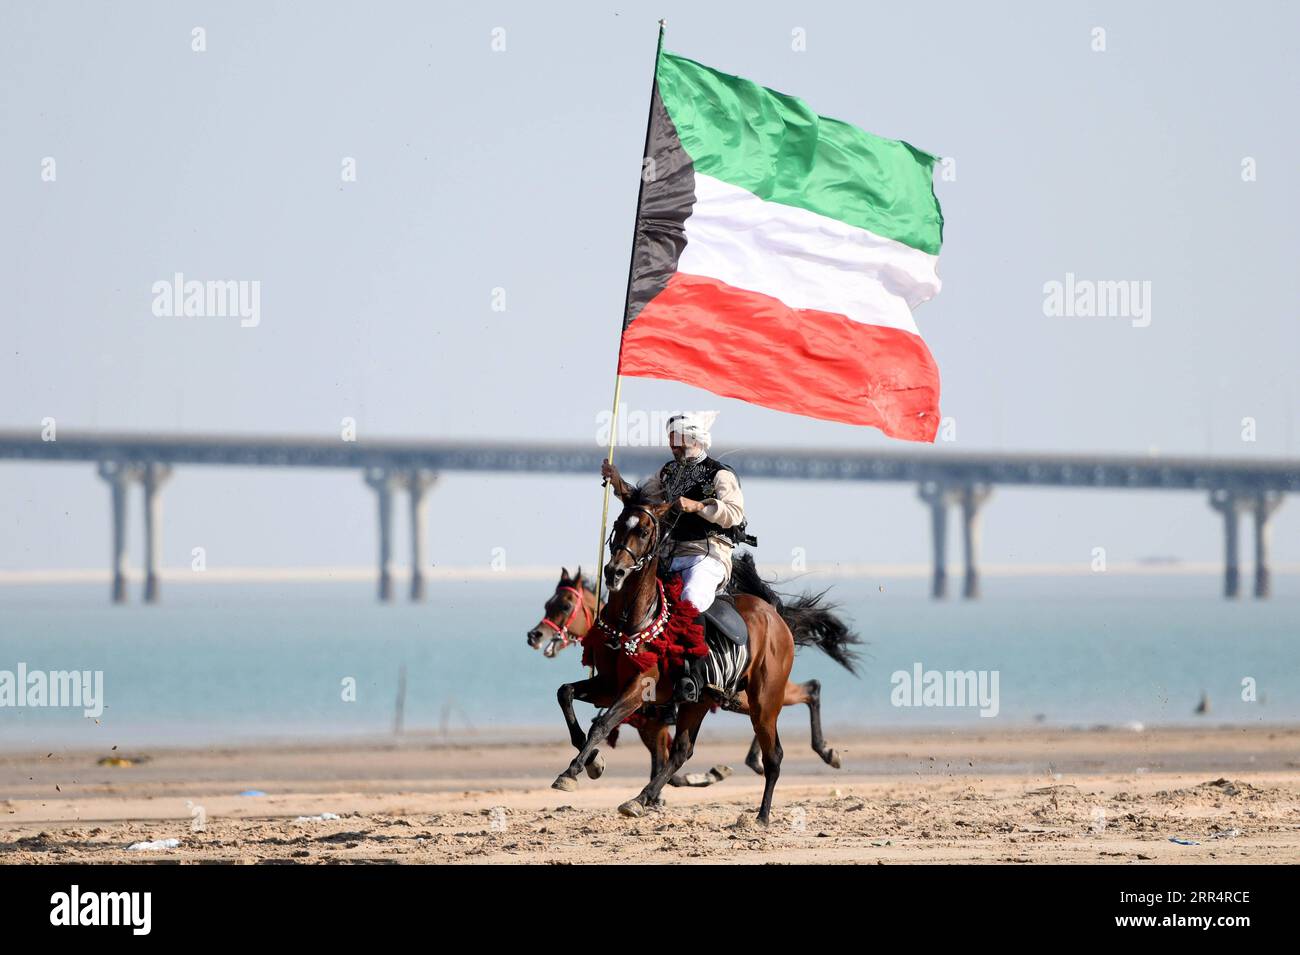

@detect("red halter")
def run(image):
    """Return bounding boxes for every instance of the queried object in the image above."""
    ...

[537,585,593,651]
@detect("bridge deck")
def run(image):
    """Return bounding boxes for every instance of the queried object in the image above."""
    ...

[1,430,1296,492]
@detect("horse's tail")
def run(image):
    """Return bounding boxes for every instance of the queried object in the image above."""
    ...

[727,552,862,675]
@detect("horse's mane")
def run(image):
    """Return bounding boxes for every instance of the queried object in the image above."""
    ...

[623,481,666,508]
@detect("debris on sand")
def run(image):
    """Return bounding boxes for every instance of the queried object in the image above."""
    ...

[97,752,151,767]
[292,813,340,823]
[127,838,180,851]
[1199,778,1249,797]
[1027,784,1080,796]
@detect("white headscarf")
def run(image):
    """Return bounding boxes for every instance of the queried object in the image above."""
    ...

[666,411,719,458]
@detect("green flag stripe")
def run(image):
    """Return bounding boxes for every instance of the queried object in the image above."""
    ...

[656,51,944,255]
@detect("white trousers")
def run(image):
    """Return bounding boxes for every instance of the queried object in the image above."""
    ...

[666,555,727,613]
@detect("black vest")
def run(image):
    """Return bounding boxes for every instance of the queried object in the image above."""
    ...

[659,456,738,541]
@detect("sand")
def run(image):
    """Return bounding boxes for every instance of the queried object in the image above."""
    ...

[2,725,1298,864]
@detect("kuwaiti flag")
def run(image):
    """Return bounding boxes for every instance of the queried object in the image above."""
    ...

[620,48,945,442]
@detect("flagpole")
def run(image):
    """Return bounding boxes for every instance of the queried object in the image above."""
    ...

[594,19,666,625]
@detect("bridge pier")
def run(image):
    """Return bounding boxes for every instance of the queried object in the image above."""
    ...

[1250,491,1284,598]
[365,468,400,603]
[959,484,993,599]
[407,470,439,601]
[1209,489,1281,599]
[142,462,172,603]
[919,482,991,600]
[1209,491,1245,598]
[918,482,953,599]
[97,461,136,604]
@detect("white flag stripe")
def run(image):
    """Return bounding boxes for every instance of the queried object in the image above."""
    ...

[678,174,940,334]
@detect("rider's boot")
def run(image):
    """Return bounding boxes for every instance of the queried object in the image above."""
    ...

[674,641,710,704]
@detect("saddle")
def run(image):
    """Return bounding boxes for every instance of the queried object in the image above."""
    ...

[700,594,751,701]
[703,593,748,646]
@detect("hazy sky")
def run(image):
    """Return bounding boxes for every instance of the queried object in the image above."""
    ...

[2,1,1297,574]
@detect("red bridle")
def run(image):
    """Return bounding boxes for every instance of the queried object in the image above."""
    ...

[536,585,594,651]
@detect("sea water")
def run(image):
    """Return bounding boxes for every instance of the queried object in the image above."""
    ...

[0,573,1296,749]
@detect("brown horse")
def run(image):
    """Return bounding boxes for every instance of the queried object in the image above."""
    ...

[529,566,850,786]
[550,486,858,822]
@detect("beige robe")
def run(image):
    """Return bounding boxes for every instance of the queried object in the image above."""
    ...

[629,465,745,582]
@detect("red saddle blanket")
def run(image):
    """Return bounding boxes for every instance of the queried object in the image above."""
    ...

[580,574,708,688]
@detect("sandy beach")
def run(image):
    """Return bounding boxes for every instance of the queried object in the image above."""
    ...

[2,725,1298,864]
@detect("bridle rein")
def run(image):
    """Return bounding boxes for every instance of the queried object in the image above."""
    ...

[597,505,671,654]
[605,504,662,574]
[537,585,594,653]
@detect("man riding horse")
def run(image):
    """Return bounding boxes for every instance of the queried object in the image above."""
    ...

[600,410,747,704]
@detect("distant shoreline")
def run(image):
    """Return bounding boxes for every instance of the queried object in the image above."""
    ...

[3,720,1296,756]
[3,722,1298,769]
[4,561,1298,585]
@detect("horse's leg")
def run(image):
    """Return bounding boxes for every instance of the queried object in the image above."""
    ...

[618,702,709,817]
[751,711,783,826]
[744,736,763,775]
[638,720,673,805]
[749,620,792,826]
[796,678,840,768]
[718,688,762,775]
[552,671,654,792]
[661,719,730,789]
[557,678,608,749]
[557,677,617,779]
[651,722,687,789]
[637,720,663,779]
[740,679,839,775]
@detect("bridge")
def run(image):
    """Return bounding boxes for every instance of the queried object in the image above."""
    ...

[2,429,1295,603]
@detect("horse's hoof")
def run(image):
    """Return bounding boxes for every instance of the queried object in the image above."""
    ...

[584,751,605,779]
[755,812,771,827]
[551,775,578,792]
[618,799,645,818]
[679,765,733,788]
[827,749,842,769]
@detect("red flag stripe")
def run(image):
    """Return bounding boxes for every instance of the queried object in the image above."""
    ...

[619,272,940,442]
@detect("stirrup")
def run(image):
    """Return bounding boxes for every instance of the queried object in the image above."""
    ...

[674,675,701,704]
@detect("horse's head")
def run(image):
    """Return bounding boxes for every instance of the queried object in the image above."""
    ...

[603,488,672,594]
[527,567,595,657]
